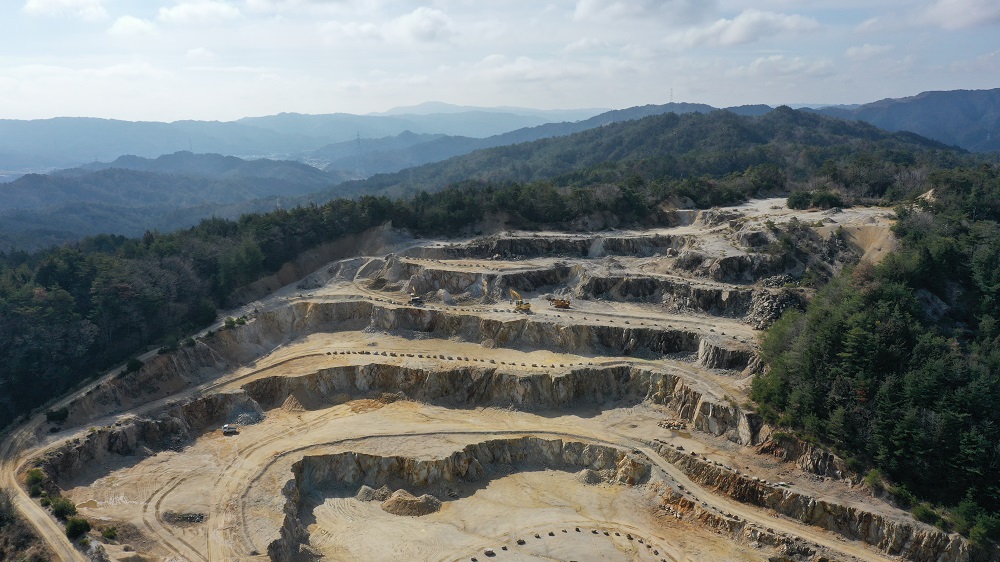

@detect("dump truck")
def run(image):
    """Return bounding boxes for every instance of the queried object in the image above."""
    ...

[222,424,238,435]
[548,297,571,309]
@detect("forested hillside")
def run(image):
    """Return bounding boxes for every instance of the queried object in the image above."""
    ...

[754,164,1000,542]
[814,88,1000,152]
[0,153,348,250]
[325,107,962,201]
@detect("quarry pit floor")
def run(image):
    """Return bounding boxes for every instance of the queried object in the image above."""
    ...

[1,198,920,562]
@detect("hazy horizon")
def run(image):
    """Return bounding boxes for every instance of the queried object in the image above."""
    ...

[2,1,998,122]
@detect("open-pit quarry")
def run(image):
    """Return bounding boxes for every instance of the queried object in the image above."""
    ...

[1,198,975,562]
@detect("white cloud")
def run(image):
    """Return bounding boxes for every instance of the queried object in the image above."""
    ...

[108,15,157,36]
[384,7,455,43]
[729,55,834,78]
[949,50,1000,72]
[157,1,242,24]
[671,9,820,48]
[574,0,712,23]
[919,0,1000,30]
[244,0,356,16]
[22,0,108,21]
[322,20,381,41]
[186,47,217,60]
[845,43,893,60]
[563,37,609,54]
[474,54,592,83]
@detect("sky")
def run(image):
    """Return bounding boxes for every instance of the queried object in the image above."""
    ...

[0,0,998,122]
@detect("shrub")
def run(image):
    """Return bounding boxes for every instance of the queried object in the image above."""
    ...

[787,191,812,209]
[29,485,41,498]
[50,496,76,520]
[45,407,69,424]
[125,358,144,374]
[158,337,179,354]
[25,469,44,487]
[970,513,1000,545]
[912,503,939,524]
[810,190,844,209]
[101,526,117,541]
[40,497,50,508]
[65,517,90,539]
[889,484,917,509]
[863,469,884,494]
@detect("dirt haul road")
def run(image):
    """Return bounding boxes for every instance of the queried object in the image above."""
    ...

[4,198,957,562]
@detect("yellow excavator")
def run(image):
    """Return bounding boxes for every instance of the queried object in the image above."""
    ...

[509,289,531,313]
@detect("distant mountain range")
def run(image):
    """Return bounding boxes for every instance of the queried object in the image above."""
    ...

[0,106,604,174]
[808,89,1000,152]
[2,89,995,183]
[0,152,347,250]
[316,106,958,202]
[0,89,995,250]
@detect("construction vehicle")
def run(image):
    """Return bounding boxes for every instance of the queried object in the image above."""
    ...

[509,289,531,313]
[408,289,424,306]
[548,296,571,309]
[222,424,238,435]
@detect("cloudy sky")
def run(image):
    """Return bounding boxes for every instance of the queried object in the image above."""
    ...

[1,0,998,121]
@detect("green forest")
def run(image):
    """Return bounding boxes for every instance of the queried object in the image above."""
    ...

[1,108,999,545]
[753,164,1000,541]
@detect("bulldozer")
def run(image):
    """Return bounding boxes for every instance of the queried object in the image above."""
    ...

[509,289,531,313]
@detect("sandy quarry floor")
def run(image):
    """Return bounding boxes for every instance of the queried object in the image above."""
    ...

[3,198,915,562]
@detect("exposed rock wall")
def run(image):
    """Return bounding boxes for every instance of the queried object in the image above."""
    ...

[405,233,690,260]
[41,360,762,484]
[42,390,262,480]
[268,437,650,562]
[577,273,754,315]
[63,343,231,427]
[651,443,973,562]
[241,362,761,445]
[757,438,853,481]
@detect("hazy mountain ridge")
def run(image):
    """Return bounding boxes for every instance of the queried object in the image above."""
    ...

[317,106,960,202]
[809,88,1000,152]
[2,89,995,181]
[70,151,344,185]
[315,102,722,176]
[0,152,347,249]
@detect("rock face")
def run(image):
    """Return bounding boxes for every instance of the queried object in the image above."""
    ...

[42,390,263,480]
[652,442,975,562]
[406,233,689,260]
[268,437,651,562]
[757,438,852,481]
[41,359,761,485]
[242,362,762,445]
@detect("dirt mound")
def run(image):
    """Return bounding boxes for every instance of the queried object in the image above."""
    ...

[355,485,376,501]
[380,489,442,516]
[576,468,603,485]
